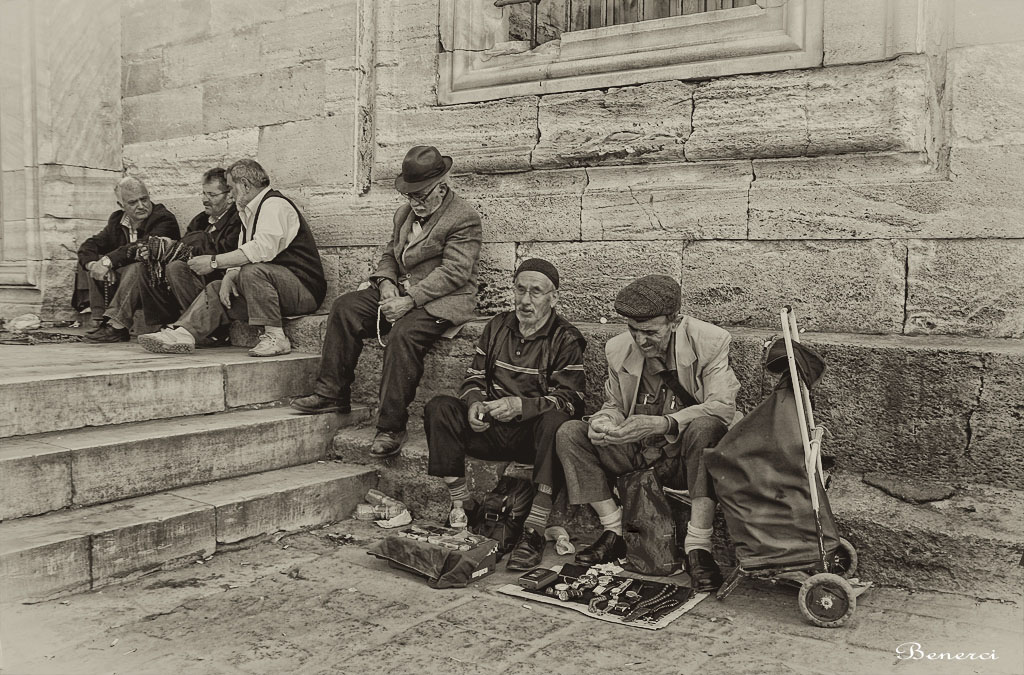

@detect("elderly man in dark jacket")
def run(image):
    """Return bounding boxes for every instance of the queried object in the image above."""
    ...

[138,168,243,329]
[74,177,178,336]
[424,258,586,571]
[292,146,483,459]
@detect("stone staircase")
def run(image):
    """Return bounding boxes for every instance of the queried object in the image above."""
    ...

[4,316,1021,604]
[237,316,1024,602]
[0,343,377,602]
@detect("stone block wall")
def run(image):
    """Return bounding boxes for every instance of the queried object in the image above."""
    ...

[105,0,1024,339]
[0,0,122,319]
[95,0,1023,491]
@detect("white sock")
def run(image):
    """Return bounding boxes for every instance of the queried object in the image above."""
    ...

[598,507,623,536]
[684,523,713,555]
[264,326,286,339]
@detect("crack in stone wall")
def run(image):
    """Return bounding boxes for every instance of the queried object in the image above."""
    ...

[964,355,986,461]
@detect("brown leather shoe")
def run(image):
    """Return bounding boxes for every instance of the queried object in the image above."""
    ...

[574,530,626,566]
[369,429,407,459]
[291,393,350,415]
[506,527,545,571]
[84,323,129,343]
[686,549,723,593]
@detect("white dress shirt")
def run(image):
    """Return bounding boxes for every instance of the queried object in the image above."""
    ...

[238,186,300,263]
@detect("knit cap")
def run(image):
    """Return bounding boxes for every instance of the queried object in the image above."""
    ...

[614,274,681,320]
[514,258,560,289]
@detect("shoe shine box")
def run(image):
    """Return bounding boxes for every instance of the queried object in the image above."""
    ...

[368,524,498,589]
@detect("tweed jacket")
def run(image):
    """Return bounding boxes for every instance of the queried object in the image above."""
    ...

[591,316,742,443]
[370,190,482,325]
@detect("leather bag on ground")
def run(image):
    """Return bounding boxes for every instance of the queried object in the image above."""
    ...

[618,468,680,576]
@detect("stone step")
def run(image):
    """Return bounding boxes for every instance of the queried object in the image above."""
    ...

[0,461,377,602]
[331,425,1024,601]
[0,405,372,520]
[0,343,321,439]
[254,315,1024,490]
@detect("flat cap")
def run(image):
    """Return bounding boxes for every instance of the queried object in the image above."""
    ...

[514,258,559,289]
[614,274,681,320]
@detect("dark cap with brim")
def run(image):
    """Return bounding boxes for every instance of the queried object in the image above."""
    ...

[614,274,681,320]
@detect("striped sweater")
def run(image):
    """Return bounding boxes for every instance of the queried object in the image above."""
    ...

[458,310,587,420]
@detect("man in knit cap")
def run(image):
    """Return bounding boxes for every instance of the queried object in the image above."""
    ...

[556,274,740,591]
[423,258,586,571]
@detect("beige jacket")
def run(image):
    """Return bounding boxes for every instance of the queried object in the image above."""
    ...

[591,316,742,443]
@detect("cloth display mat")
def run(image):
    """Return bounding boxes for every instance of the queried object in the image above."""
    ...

[498,563,706,630]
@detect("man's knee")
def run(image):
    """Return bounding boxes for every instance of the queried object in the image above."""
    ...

[681,416,728,447]
[328,290,369,327]
[119,262,143,283]
[535,409,573,436]
[236,263,270,289]
[555,419,590,459]
[424,394,463,422]
[165,260,190,278]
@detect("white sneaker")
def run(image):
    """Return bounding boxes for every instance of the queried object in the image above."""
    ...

[249,332,291,357]
[449,506,468,530]
[138,326,196,354]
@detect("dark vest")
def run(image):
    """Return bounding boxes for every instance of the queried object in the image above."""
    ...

[245,189,327,305]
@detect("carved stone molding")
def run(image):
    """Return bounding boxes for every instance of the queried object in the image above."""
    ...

[439,0,827,104]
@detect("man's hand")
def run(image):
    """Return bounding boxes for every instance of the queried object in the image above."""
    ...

[218,271,240,309]
[468,400,491,433]
[483,397,522,423]
[379,295,414,323]
[87,260,110,281]
[378,279,400,301]
[587,416,617,446]
[188,255,215,275]
[602,414,671,445]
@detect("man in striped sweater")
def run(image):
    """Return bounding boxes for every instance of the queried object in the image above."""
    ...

[423,259,587,571]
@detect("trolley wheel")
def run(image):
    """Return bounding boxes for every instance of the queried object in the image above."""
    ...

[830,538,858,579]
[798,573,856,628]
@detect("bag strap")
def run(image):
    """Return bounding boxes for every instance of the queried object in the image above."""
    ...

[658,369,700,409]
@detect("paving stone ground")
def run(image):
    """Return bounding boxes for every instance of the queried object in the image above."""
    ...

[1,521,1021,675]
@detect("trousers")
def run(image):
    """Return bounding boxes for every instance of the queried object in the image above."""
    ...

[424,394,571,496]
[176,262,318,338]
[312,286,451,432]
[556,416,728,505]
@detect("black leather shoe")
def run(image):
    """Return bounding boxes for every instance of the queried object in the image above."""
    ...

[84,323,129,343]
[369,429,407,459]
[291,393,350,415]
[506,527,545,571]
[574,530,627,566]
[686,549,723,593]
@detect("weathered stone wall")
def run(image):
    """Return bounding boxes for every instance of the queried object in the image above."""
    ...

[0,0,122,319]
[108,0,1024,338]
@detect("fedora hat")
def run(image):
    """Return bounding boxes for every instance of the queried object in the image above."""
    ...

[394,145,453,193]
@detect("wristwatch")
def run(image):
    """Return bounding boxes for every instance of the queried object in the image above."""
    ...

[100,256,112,268]
[210,256,219,270]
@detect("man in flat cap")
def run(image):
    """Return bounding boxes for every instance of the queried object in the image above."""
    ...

[291,146,483,459]
[556,274,740,591]
[423,258,586,570]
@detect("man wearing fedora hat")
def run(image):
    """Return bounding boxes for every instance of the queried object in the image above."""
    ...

[556,274,741,591]
[292,146,483,459]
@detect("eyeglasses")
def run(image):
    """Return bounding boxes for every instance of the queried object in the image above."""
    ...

[400,182,440,204]
[514,286,555,300]
[202,190,230,199]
